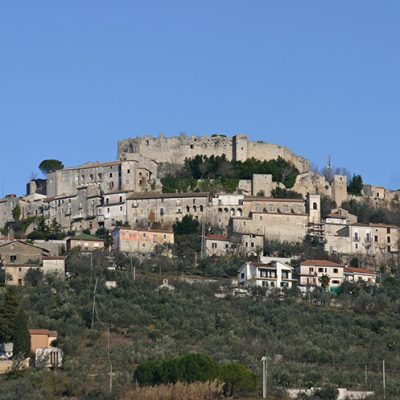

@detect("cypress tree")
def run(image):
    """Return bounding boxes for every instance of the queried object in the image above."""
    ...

[12,309,31,358]
[0,287,18,343]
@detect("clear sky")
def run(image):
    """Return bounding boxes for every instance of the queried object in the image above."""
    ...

[1,1,399,196]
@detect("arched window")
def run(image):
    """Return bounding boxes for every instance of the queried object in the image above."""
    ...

[313,202,318,210]
[230,208,235,216]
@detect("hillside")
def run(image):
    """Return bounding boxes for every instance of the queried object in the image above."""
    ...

[1,252,400,399]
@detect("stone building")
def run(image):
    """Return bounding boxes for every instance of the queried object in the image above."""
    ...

[230,211,309,243]
[210,194,245,230]
[118,134,310,173]
[66,234,105,252]
[126,192,210,229]
[97,190,132,229]
[205,233,263,257]
[325,223,399,258]
[112,227,174,256]
[0,240,65,286]
[46,157,157,198]
[0,195,19,232]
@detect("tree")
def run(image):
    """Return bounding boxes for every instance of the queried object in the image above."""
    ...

[12,309,31,358]
[347,174,363,196]
[24,268,44,286]
[12,204,21,221]
[173,215,199,235]
[319,274,330,291]
[39,159,64,175]
[219,362,257,396]
[0,288,19,343]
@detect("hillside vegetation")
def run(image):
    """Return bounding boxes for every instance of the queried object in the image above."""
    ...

[1,251,400,399]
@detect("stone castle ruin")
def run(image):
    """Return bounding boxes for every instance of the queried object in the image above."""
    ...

[118,134,310,174]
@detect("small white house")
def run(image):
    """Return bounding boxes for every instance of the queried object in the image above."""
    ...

[344,267,377,284]
[238,261,295,290]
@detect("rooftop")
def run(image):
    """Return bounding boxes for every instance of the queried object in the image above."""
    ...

[301,259,342,267]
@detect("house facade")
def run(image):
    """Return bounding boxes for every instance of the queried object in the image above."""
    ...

[238,261,295,290]
[298,259,344,291]
[112,227,174,256]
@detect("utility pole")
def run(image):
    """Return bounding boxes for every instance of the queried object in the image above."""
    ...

[261,356,267,399]
[364,365,368,387]
[91,278,98,329]
[108,327,113,394]
[383,360,386,400]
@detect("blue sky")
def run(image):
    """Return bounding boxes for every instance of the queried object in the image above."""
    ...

[1,1,399,195]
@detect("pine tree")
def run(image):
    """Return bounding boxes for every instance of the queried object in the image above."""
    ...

[12,309,31,358]
[0,287,18,343]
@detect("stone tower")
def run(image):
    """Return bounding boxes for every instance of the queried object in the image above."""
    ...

[232,134,248,162]
[331,175,348,206]
[306,193,321,224]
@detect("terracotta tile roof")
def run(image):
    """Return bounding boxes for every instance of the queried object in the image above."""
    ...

[301,259,342,267]
[205,234,229,241]
[114,227,173,234]
[128,192,209,200]
[326,213,347,219]
[344,267,376,275]
[42,256,66,260]
[29,329,52,335]
[244,196,304,203]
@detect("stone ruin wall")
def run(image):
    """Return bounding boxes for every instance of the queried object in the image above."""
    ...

[118,135,233,165]
[118,134,310,173]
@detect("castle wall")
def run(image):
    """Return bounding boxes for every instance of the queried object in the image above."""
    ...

[118,134,310,173]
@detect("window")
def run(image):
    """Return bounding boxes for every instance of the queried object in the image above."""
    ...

[212,242,217,249]
[127,169,130,174]
[241,272,245,279]
[109,173,113,178]
[387,236,391,243]
[251,242,255,248]
[160,208,164,216]
[313,202,318,210]
[98,173,102,179]
[387,227,391,234]
[10,255,16,263]
[355,243,359,249]
[318,268,323,273]
[309,267,314,273]
[200,205,204,212]
[333,268,338,273]
[106,198,109,204]
[374,235,378,242]
[366,233,370,242]
[388,246,391,252]
[119,196,123,202]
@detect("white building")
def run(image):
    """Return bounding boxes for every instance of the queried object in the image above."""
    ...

[238,261,295,290]
[298,259,344,291]
[344,267,377,284]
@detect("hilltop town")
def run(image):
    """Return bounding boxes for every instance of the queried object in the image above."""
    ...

[1,133,399,285]
[1,134,400,399]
